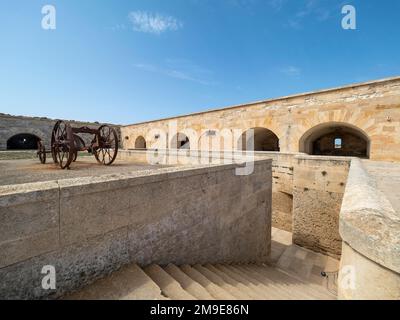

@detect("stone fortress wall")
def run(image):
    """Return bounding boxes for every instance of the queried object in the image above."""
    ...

[121,76,400,162]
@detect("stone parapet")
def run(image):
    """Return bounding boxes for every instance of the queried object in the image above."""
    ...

[338,158,400,299]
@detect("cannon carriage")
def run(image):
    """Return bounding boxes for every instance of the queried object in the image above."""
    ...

[37,120,119,169]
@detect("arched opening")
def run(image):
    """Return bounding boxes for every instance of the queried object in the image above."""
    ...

[171,132,190,150]
[198,130,232,152]
[7,133,40,150]
[299,122,370,158]
[134,136,147,149]
[238,127,280,151]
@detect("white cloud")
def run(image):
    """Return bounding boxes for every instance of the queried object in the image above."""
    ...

[280,66,302,77]
[128,11,183,35]
[268,0,286,12]
[286,0,333,29]
[108,24,127,32]
[133,61,217,86]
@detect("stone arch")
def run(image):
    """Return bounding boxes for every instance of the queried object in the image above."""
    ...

[134,136,147,149]
[170,132,190,149]
[198,129,233,151]
[6,133,41,150]
[237,127,280,151]
[299,122,370,158]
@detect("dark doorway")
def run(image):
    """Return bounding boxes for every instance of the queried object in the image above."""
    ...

[312,128,368,157]
[135,136,147,149]
[239,127,280,151]
[299,123,370,158]
[7,134,40,150]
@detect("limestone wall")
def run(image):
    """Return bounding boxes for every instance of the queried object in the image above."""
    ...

[118,149,295,231]
[292,155,351,258]
[269,153,295,231]
[0,160,272,299]
[121,76,400,162]
[338,159,400,299]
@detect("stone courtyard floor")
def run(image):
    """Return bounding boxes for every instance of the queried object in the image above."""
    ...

[0,157,170,186]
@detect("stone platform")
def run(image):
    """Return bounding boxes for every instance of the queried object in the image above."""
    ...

[0,158,170,186]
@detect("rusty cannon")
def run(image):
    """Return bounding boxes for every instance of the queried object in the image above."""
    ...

[37,120,119,169]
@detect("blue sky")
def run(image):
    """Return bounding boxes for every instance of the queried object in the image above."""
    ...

[0,0,399,124]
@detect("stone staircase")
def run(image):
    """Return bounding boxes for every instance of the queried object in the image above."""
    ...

[63,228,338,300]
[64,262,336,300]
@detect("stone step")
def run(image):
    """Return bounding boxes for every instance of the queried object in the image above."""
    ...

[143,265,196,300]
[180,265,236,300]
[239,264,315,300]
[234,264,295,300]
[272,266,336,300]
[249,264,335,300]
[241,264,317,300]
[189,265,249,300]
[63,264,167,300]
[259,265,335,300]
[213,264,270,300]
[223,265,288,300]
[195,265,253,300]
[164,264,215,300]
[275,243,339,287]
[196,264,258,300]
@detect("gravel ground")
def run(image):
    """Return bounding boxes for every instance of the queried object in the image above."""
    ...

[0,150,93,161]
[0,157,171,186]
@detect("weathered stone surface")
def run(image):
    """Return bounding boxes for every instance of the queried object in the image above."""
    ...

[339,159,400,273]
[62,264,167,300]
[272,191,293,231]
[338,242,400,300]
[118,149,294,233]
[0,181,60,268]
[0,157,168,187]
[292,155,351,258]
[338,159,400,300]
[0,227,129,300]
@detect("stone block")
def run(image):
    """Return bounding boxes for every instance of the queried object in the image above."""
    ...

[0,181,60,268]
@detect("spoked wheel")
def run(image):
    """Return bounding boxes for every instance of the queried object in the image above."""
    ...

[72,134,85,162]
[94,125,119,165]
[51,122,59,164]
[37,140,46,164]
[51,120,75,169]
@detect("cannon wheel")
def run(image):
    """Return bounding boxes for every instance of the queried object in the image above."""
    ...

[51,122,58,164]
[94,125,119,165]
[72,134,85,162]
[37,140,46,164]
[52,120,75,169]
